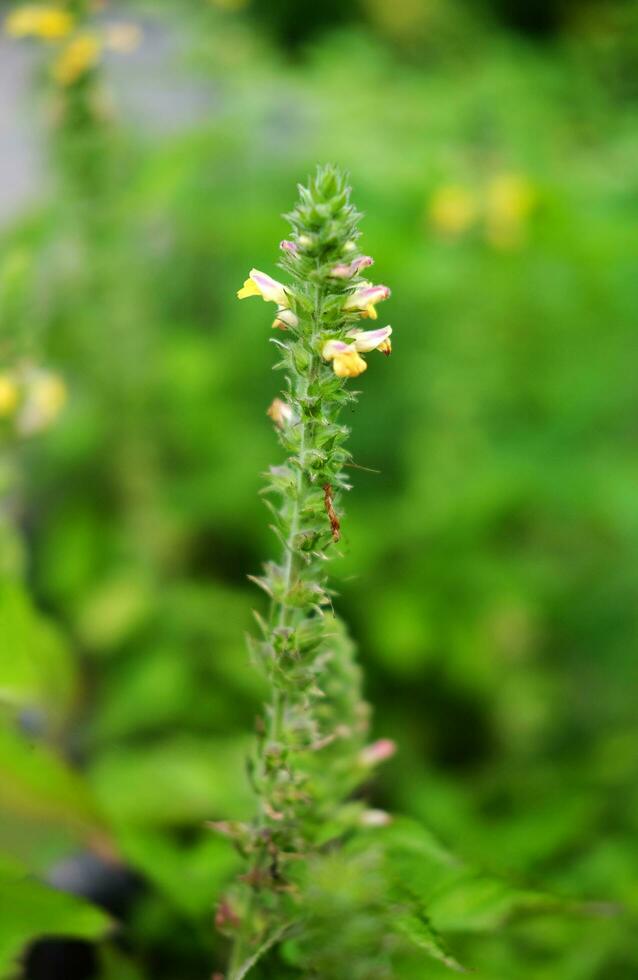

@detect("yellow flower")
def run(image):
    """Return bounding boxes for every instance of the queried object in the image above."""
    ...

[322,326,392,379]
[429,184,477,237]
[0,374,19,418]
[52,32,100,87]
[5,4,74,41]
[332,349,367,379]
[237,268,288,307]
[18,369,67,435]
[343,283,390,321]
[485,174,535,250]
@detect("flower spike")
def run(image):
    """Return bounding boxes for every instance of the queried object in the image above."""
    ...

[229,167,396,977]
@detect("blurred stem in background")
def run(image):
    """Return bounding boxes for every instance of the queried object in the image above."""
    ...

[7,1,168,571]
[0,219,67,579]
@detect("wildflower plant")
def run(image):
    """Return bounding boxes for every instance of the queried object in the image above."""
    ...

[215,166,573,980]
[5,1,139,93]
[5,0,139,188]
[221,165,398,978]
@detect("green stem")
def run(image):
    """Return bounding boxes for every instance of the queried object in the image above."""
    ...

[227,387,307,978]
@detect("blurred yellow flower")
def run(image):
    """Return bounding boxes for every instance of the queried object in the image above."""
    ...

[0,375,19,418]
[18,370,67,435]
[429,184,477,237]
[485,173,536,250]
[5,4,73,41]
[52,32,100,86]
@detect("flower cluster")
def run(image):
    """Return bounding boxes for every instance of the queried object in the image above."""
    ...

[238,260,393,379]
[5,3,140,88]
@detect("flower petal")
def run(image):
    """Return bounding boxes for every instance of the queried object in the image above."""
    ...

[322,339,355,361]
[352,255,374,273]
[266,398,295,428]
[343,283,390,313]
[333,351,367,378]
[237,277,261,299]
[272,307,299,330]
[329,263,352,279]
[279,240,298,254]
[347,325,392,352]
[237,269,288,306]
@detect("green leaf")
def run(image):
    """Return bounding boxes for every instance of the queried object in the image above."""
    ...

[394,910,467,973]
[115,827,239,919]
[0,725,108,843]
[0,580,76,723]
[376,818,576,935]
[377,816,459,868]
[74,573,152,654]
[0,856,112,977]
[427,872,569,933]
[89,736,253,827]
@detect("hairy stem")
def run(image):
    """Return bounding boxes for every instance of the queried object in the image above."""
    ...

[223,165,392,979]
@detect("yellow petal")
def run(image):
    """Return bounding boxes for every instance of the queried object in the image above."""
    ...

[364,304,378,320]
[237,277,261,299]
[6,5,74,41]
[333,351,367,379]
[5,7,37,36]
[0,375,19,417]
[52,33,100,86]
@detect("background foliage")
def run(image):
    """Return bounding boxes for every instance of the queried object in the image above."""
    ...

[1,0,637,977]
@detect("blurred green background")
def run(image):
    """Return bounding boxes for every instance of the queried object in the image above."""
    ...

[1,0,637,977]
